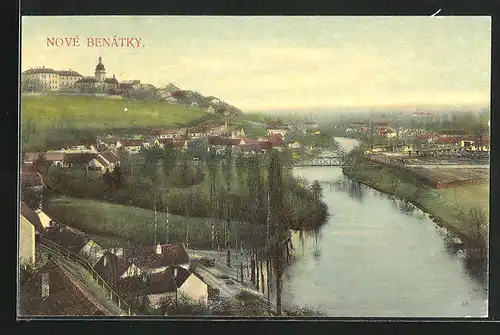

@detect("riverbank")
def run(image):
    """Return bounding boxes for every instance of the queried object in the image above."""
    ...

[342,162,489,248]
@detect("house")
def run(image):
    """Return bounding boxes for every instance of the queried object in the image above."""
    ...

[201,122,227,135]
[118,269,178,313]
[230,127,246,139]
[96,136,121,150]
[187,128,207,139]
[35,209,56,230]
[125,243,190,274]
[264,134,285,148]
[437,130,467,138]
[267,127,288,137]
[24,151,65,167]
[237,143,263,156]
[20,202,44,265]
[20,260,108,316]
[173,267,209,307]
[149,129,183,140]
[415,133,438,143]
[435,137,462,148]
[78,240,106,266]
[460,136,490,151]
[41,225,88,254]
[156,138,188,150]
[93,251,143,287]
[63,153,109,172]
[377,128,397,138]
[304,129,321,136]
[303,121,319,129]
[119,139,144,154]
[239,137,260,145]
[99,150,121,170]
[288,141,301,150]
[65,144,97,153]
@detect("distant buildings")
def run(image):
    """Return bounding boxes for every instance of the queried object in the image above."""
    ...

[22,57,121,93]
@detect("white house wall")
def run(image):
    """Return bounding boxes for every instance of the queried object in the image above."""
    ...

[178,274,209,306]
[19,215,36,266]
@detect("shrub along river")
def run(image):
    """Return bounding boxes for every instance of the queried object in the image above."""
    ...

[279,138,488,317]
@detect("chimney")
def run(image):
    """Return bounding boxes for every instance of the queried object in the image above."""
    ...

[156,244,162,255]
[114,248,123,257]
[103,255,107,267]
[173,268,178,278]
[41,273,49,300]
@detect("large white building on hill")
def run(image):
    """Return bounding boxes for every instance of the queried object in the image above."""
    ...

[21,57,119,92]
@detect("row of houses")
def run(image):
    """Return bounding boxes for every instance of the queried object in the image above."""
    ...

[23,150,121,173]
[19,201,209,315]
[414,131,490,151]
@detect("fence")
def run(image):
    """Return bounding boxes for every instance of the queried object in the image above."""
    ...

[39,236,136,316]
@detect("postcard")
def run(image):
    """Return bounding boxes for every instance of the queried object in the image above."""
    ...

[18,16,490,318]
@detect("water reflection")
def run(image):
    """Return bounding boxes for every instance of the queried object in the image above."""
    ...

[283,162,488,316]
[328,179,365,203]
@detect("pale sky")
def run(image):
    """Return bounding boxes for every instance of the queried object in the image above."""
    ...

[21,16,491,112]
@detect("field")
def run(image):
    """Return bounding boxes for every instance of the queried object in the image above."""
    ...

[44,196,244,249]
[21,95,216,150]
[408,167,489,183]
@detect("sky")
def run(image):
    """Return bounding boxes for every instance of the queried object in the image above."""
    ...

[21,16,491,113]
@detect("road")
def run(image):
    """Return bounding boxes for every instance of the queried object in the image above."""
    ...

[40,245,127,316]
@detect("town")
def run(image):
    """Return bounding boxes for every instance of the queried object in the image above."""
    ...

[19,104,490,316]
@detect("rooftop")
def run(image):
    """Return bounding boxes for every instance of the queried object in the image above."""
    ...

[20,260,107,316]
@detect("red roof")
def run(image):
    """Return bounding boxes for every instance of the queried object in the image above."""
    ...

[100,150,120,164]
[416,133,436,140]
[121,139,143,147]
[127,243,189,269]
[241,137,259,144]
[435,137,462,144]
[118,270,177,297]
[266,134,284,146]
[20,201,44,232]
[20,260,107,316]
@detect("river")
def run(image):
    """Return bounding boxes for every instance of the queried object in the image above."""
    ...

[281,138,488,317]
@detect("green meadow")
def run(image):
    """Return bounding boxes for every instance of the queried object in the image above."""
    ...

[21,94,214,151]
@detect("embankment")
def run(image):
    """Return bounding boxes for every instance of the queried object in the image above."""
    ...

[342,161,489,249]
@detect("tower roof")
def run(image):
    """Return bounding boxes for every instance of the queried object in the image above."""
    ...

[95,57,105,71]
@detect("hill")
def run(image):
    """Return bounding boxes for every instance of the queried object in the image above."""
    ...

[21,94,216,151]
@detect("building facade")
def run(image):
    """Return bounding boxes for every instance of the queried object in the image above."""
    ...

[21,57,119,93]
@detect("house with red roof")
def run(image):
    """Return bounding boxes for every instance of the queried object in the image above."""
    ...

[125,243,190,274]
[149,129,183,140]
[20,260,108,316]
[118,139,144,154]
[24,151,65,167]
[93,251,144,288]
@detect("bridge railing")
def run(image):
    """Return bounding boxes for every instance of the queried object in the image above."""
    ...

[39,236,136,316]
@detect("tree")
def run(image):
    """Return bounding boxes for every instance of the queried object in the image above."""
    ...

[267,150,287,314]
[33,151,48,174]
[163,145,177,243]
[223,145,233,267]
[21,76,44,93]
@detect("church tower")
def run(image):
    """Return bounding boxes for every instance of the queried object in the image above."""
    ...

[95,56,106,82]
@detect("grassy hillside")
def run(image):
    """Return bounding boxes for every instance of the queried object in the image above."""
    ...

[45,196,244,249]
[21,94,215,150]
